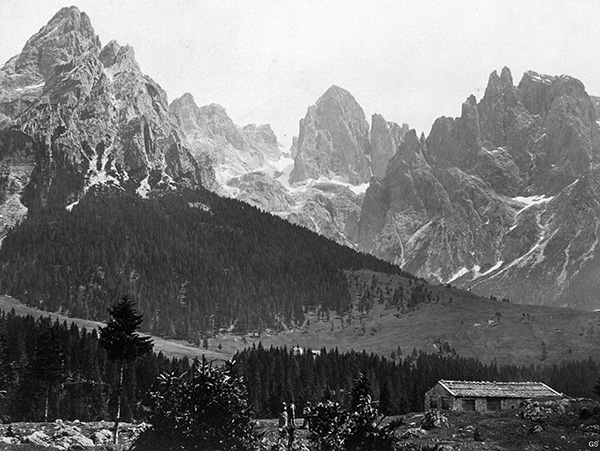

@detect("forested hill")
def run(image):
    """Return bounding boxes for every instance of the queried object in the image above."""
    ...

[0,187,410,340]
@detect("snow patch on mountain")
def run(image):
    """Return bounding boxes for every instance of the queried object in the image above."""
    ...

[136,175,151,198]
[513,194,554,213]
[472,261,504,279]
[445,267,470,283]
[14,82,44,93]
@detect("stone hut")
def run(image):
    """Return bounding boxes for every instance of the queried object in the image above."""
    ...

[425,380,562,412]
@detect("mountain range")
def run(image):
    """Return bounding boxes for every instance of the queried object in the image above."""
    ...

[195,65,600,312]
[1,3,599,356]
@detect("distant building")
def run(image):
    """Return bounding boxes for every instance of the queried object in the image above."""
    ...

[425,380,562,412]
[292,346,321,357]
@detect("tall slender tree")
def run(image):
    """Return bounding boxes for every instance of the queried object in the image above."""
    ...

[99,296,153,443]
[32,327,64,422]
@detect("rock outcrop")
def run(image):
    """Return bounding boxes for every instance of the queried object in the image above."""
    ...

[0,6,212,237]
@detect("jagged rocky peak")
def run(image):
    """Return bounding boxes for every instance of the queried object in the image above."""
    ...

[517,70,560,116]
[517,70,595,121]
[425,93,482,171]
[0,6,100,109]
[169,93,206,137]
[486,66,514,89]
[478,67,521,146]
[289,85,371,185]
[198,103,245,150]
[169,95,236,139]
[518,71,600,193]
[370,113,409,179]
[0,6,210,218]
[242,124,278,147]
[170,93,272,150]
[15,6,101,79]
[99,40,139,73]
[289,136,299,158]
[169,93,281,183]
[590,95,600,118]
[358,67,600,310]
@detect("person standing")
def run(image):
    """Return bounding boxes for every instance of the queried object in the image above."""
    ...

[279,402,288,429]
[289,402,296,427]
[302,402,312,429]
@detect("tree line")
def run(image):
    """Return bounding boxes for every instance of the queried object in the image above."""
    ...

[0,308,188,423]
[233,343,600,418]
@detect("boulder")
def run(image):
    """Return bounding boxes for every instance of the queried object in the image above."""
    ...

[420,409,449,430]
[58,433,95,449]
[529,424,543,434]
[582,424,600,435]
[24,430,51,447]
[520,400,549,422]
[92,429,113,445]
[401,427,428,439]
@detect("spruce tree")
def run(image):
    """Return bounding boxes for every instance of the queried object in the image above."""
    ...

[99,296,153,443]
[31,327,64,422]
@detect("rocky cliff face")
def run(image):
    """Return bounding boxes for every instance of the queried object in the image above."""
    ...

[0,6,211,238]
[370,114,409,179]
[289,86,372,184]
[168,89,369,247]
[358,67,600,310]
[169,93,281,186]
[221,86,404,247]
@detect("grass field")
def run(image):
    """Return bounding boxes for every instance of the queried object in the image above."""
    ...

[3,269,600,366]
[212,270,600,366]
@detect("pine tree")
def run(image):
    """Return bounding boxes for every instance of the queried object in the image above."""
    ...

[30,326,64,422]
[99,296,153,443]
[593,378,600,399]
[350,373,371,411]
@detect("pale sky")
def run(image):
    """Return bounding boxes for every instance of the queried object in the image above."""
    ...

[1,0,599,147]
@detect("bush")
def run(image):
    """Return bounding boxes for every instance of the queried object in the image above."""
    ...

[133,358,259,451]
[309,400,350,451]
[309,374,399,451]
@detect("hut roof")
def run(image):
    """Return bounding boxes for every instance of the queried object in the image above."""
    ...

[437,380,562,398]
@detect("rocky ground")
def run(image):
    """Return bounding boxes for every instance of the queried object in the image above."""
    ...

[0,421,144,450]
[388,398,600,451]
[257,398,600,450]
[1,398,598,450]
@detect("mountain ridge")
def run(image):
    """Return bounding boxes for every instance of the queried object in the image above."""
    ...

[357,66,600,310]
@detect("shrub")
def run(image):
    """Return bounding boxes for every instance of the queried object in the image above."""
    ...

[309,374,399,451]
[134,358,259,451]
[309,400,350,451]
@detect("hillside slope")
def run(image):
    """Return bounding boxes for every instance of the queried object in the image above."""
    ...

[224,270,600,366]
[0,187,408,340]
